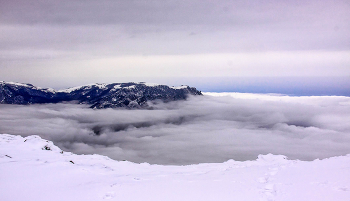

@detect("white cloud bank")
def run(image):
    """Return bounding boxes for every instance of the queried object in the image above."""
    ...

[0,93,349,165]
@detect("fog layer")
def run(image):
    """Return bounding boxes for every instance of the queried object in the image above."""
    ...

[1,93,349,165]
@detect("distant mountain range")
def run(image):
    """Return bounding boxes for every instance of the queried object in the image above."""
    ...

[0,81,202,109]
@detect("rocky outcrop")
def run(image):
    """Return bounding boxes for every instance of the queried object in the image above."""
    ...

[0,81,202,109]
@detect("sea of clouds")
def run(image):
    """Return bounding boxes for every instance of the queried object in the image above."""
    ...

[0,93,349,165]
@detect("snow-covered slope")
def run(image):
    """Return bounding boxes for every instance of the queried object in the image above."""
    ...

[1,134,349,201]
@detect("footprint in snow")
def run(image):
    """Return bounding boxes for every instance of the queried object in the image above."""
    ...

[259,167,279,200]
[268,167,279,176]
[258,177,268,184]
[103,192,116,200]
[333,187,349,192]
[264,183,276,196]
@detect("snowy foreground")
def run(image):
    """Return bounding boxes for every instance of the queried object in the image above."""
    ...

[1,134,350,201]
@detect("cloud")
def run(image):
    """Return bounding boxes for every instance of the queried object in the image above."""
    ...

[0,93,349,165]
[1,1,349,87]
[1,0,349,55]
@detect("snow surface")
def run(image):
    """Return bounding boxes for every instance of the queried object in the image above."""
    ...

[140,82,160,87]
[0,81,33,88]
[138,82,190,89]
[1,134,349,201]
[113,85,121,89]
[1,81,56,93]
[57,83,108,93]
[125,85,136,89]
[138,82,189,89]
[57,85,87,93]
[171,85,189,89]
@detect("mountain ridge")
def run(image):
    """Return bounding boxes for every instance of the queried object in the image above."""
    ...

[0,81,202,109]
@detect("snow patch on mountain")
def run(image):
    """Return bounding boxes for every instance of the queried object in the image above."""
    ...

[171,85,189,89]
[57,83,107,93]
[113,84,121,89]
[140,82,160,87]
[1,81,56,93]
[0,81,33,88]
[125,85,136,89]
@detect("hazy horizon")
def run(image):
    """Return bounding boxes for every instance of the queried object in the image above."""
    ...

[2,76,350,97]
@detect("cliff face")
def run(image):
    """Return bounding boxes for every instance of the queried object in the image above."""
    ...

[0,82,202,109]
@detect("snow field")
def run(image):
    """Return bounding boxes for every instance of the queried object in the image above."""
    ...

[1,134,350,201]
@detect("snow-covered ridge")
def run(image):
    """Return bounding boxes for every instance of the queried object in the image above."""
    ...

[57,82,189,92]
[170,85,189,89]
[14,82,192,93]
[1,133,350,201]
[0,81,56,93]
[57,83,108,93]
[0,81,202,108]
[139,82,160,87]
[0,81,191,94]
[137,82,189,89]
[1,81,33,88]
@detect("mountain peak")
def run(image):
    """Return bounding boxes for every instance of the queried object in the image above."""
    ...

[0,81,202,108]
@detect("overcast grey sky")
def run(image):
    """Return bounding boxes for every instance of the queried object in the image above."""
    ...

[1,0,349,89]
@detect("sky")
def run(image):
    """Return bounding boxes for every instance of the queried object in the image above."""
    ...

[1,0,350,93]
[1,93,350,165]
